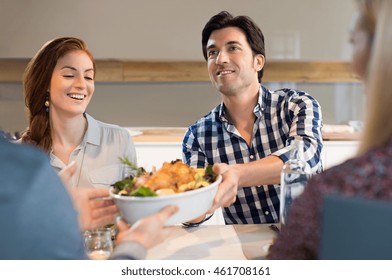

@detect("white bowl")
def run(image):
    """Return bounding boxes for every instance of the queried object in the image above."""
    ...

[110,175,222,225]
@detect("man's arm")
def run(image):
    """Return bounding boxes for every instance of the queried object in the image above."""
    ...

[230,155,284,186]
[271,90,323,174]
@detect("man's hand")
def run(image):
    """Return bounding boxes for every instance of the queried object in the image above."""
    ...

[185,163,239,224]
[58,161,77,188]
[208,163,239,213]
[116,205,178,249]
[59,161,118,231]
[68,188,118,231]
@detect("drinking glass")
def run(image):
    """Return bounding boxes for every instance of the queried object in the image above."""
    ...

[84,228,114,260]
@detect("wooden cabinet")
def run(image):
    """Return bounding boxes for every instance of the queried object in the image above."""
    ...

[132,130,359,173]
[322,141,359,170]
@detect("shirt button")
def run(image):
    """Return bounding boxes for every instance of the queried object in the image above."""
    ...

[265,211,269,215]
[250,155,254,159]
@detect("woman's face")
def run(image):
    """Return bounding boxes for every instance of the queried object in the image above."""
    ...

[49,50,95,118]
[350,11,373,81]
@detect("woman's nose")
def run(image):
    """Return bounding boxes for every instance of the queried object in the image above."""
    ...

[74,75,86,89]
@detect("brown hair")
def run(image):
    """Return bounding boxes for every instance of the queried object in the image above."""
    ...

[356,0,392,154]
[21,37,95,152]
[201,11,266,82]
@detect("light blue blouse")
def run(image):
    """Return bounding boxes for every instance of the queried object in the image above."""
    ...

[50,114,137,189]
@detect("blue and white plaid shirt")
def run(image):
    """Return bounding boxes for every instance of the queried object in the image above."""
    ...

[182,85,323,224]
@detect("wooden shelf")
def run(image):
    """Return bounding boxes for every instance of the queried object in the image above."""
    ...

[0,59,360,83]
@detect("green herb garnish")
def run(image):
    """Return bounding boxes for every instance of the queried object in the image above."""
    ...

[129,186,158,197]
[119,156,146,177]
[204,164,217,182]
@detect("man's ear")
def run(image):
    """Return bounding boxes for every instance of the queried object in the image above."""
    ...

[254,54,265,71]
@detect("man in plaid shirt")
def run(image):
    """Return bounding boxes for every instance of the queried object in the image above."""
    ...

[182,11,323,225]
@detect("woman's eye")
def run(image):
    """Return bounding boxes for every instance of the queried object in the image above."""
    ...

[63,75,74,78]
[85,76,94,81]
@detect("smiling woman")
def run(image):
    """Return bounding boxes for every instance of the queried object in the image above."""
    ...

[19,37,137,190]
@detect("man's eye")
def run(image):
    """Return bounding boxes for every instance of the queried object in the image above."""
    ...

[208,50,218,58]
[229,46,239,51]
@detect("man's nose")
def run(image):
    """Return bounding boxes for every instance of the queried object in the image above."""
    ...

[216,50,228,65]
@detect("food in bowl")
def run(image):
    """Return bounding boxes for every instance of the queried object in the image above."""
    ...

[111,159,217,197]
[110,159,221,225]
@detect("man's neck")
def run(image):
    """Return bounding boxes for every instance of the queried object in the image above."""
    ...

[222,86,259,126]
[222,85,259,146]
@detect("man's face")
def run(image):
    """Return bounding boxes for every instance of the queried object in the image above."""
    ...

[206,27,264,96]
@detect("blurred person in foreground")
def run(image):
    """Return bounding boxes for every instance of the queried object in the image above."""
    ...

[183,11,323,225]
[20,37,136,189]
[268,0,392,259]
[0,134,177,260]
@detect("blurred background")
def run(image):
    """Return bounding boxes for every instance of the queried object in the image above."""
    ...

[0,0,363,134]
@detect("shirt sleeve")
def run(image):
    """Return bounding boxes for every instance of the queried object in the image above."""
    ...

[272,91,323,174]
[0,144,87,259]
[109,241,147,260]
[182,127,208,168]
[34,158,88,259]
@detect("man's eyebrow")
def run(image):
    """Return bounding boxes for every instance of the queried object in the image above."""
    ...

[207,41,242,49]
[226,40,241,46]
[207,43,216,50]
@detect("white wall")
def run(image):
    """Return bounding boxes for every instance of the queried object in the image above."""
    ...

[0,0,355,60]
[0,0,362,133]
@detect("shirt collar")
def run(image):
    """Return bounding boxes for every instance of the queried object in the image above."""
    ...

[49,113,100,169]
[218,102,228,123]
[218,85,265,123]
[84,113,100,146]
[255,85,268,117]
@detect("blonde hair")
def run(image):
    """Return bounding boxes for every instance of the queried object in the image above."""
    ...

[357,0,392,154]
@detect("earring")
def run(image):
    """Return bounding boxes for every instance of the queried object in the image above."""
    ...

[45,93,50,113]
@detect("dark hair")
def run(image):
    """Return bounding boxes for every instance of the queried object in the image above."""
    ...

[21,37,95,151]
[202,11,266,82]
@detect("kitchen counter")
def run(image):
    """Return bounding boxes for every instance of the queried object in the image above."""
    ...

[128,127,361,143]
[129,128,187,143]
[129,127,360,182]
[128,127,359,226]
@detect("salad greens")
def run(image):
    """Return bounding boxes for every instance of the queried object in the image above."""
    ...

[111,157,217,197]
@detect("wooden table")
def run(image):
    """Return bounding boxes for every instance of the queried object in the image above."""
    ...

[146,224,278,260]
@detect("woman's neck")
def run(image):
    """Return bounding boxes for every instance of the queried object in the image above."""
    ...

[50,114,88,148]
